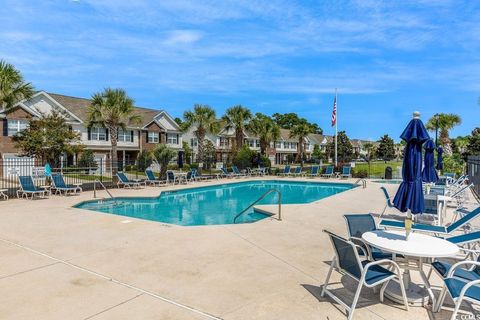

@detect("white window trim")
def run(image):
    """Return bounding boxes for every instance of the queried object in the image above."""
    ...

[91,127,107,141]
[7,119,29,136]
[148,131,159,143]
[118,129,133,142]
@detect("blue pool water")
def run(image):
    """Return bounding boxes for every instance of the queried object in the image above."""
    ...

[75,180,354,226]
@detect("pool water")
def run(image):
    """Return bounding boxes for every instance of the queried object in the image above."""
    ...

[75,180,354,226]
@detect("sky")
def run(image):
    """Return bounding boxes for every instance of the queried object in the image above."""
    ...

[1,0,479,141]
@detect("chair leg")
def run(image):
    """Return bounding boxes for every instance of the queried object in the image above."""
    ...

[398,275,409,311]
[321,258,336,297]
[434,286,447,313]
[348,283,364,320]
[450,298,462,320]
[380,204,388,218]
[379,280,390,302]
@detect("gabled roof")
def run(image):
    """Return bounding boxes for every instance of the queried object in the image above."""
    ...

[0,102,42,118]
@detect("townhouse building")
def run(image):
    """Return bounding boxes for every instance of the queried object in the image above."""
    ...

[0,92,182,166]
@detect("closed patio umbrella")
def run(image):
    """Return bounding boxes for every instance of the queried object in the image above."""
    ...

[393,111,430,215]
[422,139,438,183]
[44,163,52,177]
[177,151,184,169]
[436,146,443,171]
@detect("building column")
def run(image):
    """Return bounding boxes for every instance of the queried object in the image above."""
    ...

[122,150,126,168]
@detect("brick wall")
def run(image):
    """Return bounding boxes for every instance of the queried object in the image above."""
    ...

[141,122,166,152]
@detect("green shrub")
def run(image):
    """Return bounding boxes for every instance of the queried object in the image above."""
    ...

[137,150,153,172]
[78,150,97,168]
[233,145,256,169]
[259,155,271,168]
[352,168,368,178]
[442,155,465,176]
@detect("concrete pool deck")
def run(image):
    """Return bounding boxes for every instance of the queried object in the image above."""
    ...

[0,177,477,319]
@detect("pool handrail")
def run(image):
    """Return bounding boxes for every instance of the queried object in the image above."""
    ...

[233,188,282,223]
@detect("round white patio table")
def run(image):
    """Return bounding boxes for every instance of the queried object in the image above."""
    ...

[362,229,459,307]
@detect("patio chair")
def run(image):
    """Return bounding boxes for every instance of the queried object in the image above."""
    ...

[117,172,142,189]
[341,166,352,179]
[180,171,194,184]
[379,187,395,218]
[17,176,48,199]
[278,165,291,176]
[232,166,245,178]
[434,261,480,319]
[379,206,480,236]
[290,166,302,177]
[308,165,319,178]
[220,167,233,178]
[321,165,334,178]
[145,169,166,186]
[344,214,397,261]
[166,170,178,184]
[51,174,82,195]
[321,230,408,320]
[258,167,268,176]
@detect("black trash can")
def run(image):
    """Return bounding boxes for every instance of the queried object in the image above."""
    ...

[385,166,393,180]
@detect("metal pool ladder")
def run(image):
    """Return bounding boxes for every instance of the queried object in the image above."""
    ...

[355,178,367,189]
[93,180,117,204]
[233,189,282,224]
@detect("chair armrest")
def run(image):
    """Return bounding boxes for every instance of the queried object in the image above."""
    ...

[457,279,480,301]
[352,243,368,258]
[447,261,480,277]
[349,236,372,258]
[363,259,402,276]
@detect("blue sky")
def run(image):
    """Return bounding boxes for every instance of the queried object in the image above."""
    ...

[1,0,479,141]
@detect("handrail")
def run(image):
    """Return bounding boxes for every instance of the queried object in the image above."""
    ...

[233,189,282,224]
[355,178,367,189]
[93,179,116,202]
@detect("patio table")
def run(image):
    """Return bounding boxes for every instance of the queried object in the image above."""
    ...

[362,229,458,307]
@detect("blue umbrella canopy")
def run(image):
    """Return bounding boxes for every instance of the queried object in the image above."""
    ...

[422,139,438,183]
[393,112,430,214]
[44,163,52,177]
[436,146,444,171]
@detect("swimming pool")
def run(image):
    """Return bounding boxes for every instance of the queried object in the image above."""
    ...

[75,180,355,226]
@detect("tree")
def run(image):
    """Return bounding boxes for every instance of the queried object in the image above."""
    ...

[222,105,252,152]
[327,131,353,164]
[182,141,192,164]
[182,104,220,162]
[174,117,183,126]
[13,111,81,165]
[78,149,97,169]
[152,144,176,179]
[203,140,216,169]
[233,144,255,170]
[247,113,280,156]
[311,144,323,163]
[289,123,313,166]
[451,136,469,159]
[137,150,153,172]
[376,135,395,162]
[426,113,462,155]
[87,88,141,178]
[272,112,322,134]
[466,128,480,156]
[0,60,35,111]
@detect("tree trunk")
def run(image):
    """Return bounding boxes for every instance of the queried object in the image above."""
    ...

[196,127,206,162]
[110,126,118,183]
[295,137,303,164]
[236,128,243,149]
[260,139,267,156]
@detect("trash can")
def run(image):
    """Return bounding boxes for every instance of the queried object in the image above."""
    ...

[385,166,393,180]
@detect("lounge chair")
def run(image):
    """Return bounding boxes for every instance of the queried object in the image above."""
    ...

[321,230,408,320]
[344,214,397,261]
[220,167,233,178]
[51,174,82,195]
[321,165,334,178]
[232,166,245,178]
[341,166,351,179]
[379,186,395,218]
[145,169,166,186]
[289,166,302,177]
[379,206,480,236]
[307,166,319,178]
[117,172,143,188]
[17,176,48,199]
[278,165,291,176]
[434,261,480,318]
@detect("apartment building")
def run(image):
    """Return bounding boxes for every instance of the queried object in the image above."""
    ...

[0,91,182,165]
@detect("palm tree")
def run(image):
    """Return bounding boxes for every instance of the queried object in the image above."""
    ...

[87,88,141,177]
[289,123,313,166]
[426,113,462,155]
[248,113,280,155]
[183,104,220,162]
[222,105,252,151]
[152,144,176,179]
[0,60,35,111]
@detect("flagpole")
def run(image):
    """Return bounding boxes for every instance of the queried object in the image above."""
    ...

[334,88,338,167]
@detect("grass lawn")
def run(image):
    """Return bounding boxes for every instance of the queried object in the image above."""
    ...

[353,161,402,178]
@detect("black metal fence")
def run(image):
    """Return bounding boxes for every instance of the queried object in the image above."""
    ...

[468,156,480,198]
[0,158,149,197]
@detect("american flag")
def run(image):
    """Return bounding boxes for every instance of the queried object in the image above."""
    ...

[331,96,337,127]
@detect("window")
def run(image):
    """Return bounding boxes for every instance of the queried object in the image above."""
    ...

[219,137,229,147]
[167,133,178,144]
[148,132,159,143]
[248,139,255,147]
[275,141,282,149]
[190,138,198,147]
[256,140,260,148]
[7,119,29,136]
[118,129,133,142]
[90,127,107,141]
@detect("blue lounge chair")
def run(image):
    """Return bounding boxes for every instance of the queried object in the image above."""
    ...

[379,206,480,236]
[341,166,351,179]
[321,165,334,178]
[434,261,480,318]
[232,166,245,178]
[321,230,408,319]
[117,172,143,188]
[51,174,82,195]
[278,165,290,176]
[17,176,48,199]
[290,166,302,177]
[145,170,166,186]
[220,167,233,178]
[308,166,319,178]
[344,214,398,261]
[379,187,395,218]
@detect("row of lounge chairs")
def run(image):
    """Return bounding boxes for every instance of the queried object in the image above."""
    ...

[16,174,82,199]
[277,165,351,178]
